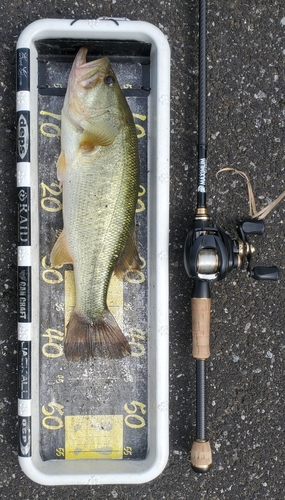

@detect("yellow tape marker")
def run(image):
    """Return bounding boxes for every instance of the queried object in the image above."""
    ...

[65,414,124,460]
[106,272,124,329]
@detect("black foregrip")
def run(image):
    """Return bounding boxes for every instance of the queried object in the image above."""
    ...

[191,280,211,299]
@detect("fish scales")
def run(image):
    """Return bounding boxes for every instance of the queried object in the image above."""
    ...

[65,126,139,315]
[50,48,141,360]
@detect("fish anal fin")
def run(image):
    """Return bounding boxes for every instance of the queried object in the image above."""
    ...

[114,230,142,279]
[79,120,121,152]
[64,310,131,360]
[50,230,73,267]
[56,151,67,182]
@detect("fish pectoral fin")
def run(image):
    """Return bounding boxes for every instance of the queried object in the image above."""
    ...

[56,151,67,182]
[50,230,73,266]
[79,120,121,152]
[114,228,143,279]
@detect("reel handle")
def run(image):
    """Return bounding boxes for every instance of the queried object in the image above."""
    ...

[237,219,279,281]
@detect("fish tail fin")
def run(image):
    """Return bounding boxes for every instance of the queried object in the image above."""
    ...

[64,310,131,361]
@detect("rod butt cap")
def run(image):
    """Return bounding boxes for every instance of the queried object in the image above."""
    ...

[191,439,212,473]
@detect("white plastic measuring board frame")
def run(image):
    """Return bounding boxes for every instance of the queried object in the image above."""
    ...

[16,18,170,485]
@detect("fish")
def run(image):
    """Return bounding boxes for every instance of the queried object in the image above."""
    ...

[50,47,141,361]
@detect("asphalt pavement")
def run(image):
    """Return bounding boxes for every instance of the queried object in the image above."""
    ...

[1,0,285,498]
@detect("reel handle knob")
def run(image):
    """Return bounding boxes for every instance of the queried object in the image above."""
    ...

[250,266,279,281]
[240,219,265,236]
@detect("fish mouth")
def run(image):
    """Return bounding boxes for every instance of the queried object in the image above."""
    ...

[73,48,111,89]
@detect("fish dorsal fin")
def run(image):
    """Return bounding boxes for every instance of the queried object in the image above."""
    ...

[50,230,73,267]
[114,228,142,279]
[56,151,67,182]
[79,119,121,153]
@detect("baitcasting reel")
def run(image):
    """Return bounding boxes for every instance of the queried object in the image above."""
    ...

[184,208,279,284]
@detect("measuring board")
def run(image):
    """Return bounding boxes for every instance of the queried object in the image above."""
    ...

[37,43,149,462]
[17,18,170,485]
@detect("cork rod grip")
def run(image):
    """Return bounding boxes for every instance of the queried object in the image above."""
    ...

[191,297,211,360]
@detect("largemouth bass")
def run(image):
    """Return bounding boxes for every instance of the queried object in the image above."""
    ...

[50,48,141,360]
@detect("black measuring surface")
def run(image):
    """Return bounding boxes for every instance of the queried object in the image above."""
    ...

[37,40,150,461]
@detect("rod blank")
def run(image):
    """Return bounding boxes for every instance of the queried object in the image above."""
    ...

[197,0,207,210]
[198,0,207,148]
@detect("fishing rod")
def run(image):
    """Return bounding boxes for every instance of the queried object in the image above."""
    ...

[184,0,279,473]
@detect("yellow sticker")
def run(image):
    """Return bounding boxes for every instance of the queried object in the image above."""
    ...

[64,270,75,328]
[64,270,123,330]
[106,272,123,329]
[65,415,124,460]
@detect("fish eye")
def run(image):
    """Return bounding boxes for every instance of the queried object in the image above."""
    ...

[104,75,115,86]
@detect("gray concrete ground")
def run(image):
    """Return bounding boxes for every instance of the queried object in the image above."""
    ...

[1,0,285,498]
